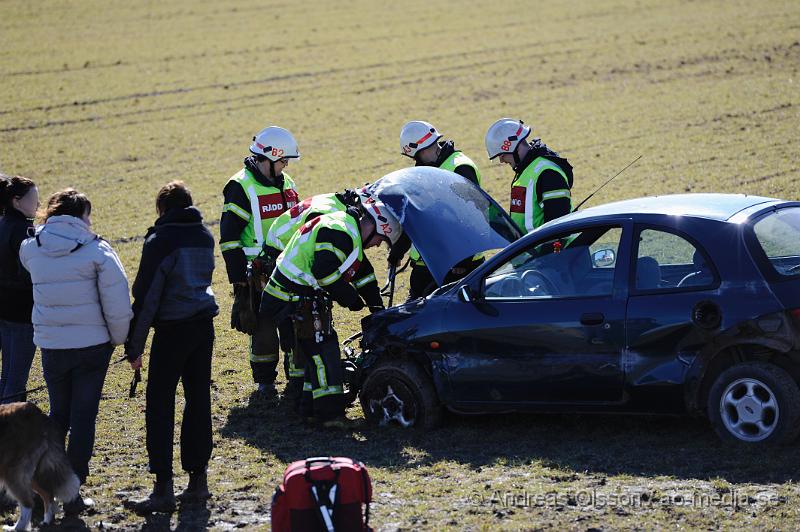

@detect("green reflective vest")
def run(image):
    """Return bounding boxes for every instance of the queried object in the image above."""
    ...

[220,168,298,260]
[265,193,346,252]
[275,211,363,291]
[510,156,572,234]
[438,151,482,186]
[410,150,482,264]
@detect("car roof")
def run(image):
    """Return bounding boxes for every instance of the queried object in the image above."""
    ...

[555,193,785,225]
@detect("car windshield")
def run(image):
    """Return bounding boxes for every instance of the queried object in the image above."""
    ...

[752,207,800,276]
[485,226,622,299]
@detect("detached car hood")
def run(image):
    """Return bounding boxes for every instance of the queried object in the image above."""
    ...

[366,167,522,285]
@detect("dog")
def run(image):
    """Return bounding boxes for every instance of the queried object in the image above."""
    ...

[0,402,79,531]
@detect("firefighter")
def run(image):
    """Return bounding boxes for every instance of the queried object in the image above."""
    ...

[260,197,401,428]
[219,126,300,399]
[484,118,574,233]
[262,190,385,395]
[393,120,485,299]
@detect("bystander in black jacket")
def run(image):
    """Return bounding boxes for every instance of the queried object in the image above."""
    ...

[0,207,34,323]
[126,206,219,359]
[125,203,219,488]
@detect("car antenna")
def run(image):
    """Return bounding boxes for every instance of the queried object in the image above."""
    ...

[574,155,642,211]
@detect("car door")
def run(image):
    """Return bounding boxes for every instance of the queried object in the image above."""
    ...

[624,225,722,408]
[442,223,630,408]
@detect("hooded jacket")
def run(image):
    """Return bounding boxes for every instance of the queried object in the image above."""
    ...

[19,215,132,349]
[126,206,218,360]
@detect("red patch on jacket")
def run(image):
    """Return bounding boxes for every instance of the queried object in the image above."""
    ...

[288,197,312,218]
[510,186,526,214]
[342,259,362,282]
[257,190,299,219]
[299,216,322,235]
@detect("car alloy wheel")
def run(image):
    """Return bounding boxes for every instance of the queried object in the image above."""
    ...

[719,378,779,442]
[369,383,416,427]
[359,358,443,429]
[707,361,800,446]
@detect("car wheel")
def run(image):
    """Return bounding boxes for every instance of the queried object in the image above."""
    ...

[707,362,800,445]
[359,358,442,429]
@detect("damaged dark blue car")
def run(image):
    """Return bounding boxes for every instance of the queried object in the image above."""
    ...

[353,167,800,446]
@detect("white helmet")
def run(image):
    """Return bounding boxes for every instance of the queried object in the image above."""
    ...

[485,118,530,159]
[249,126,300,162]
[359,191,402,246]
[400,120,442,158]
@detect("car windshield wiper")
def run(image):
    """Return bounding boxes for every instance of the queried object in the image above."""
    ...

[785,263,800,273]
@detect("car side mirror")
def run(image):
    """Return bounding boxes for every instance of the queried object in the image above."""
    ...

[592,248,616,268]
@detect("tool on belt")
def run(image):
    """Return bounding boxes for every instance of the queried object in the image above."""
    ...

[293,291,333,343]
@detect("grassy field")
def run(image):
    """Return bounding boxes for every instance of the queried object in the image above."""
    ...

[2,0,800,529]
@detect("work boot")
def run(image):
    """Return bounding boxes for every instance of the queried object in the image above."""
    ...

[178,471,211,503]
[283,378,303,400]
[63,494,95,516]
[257,383,278,399]
[127,479,176,515]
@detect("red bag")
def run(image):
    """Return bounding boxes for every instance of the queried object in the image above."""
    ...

[272,456,373,532]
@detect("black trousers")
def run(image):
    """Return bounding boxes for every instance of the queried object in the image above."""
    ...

[298,329,343,421]
[261,293,343,420]
[250,312,297,384]
[146,316,214,477]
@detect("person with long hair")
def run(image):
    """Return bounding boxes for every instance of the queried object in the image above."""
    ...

[0,173,39,404]
[19,188,132,515]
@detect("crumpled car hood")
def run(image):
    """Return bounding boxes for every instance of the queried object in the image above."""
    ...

[366,167,521,285]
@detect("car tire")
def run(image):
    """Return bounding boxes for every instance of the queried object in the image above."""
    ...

[359,358,442,429]
[707,362,800,445]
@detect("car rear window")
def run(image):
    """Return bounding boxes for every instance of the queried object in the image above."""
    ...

[752,207,800,277]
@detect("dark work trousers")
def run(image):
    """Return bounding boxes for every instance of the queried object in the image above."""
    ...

[146,316,214,477]
[250,313,297,384]
[299,328,343,422]
[0,320,36,404]
[260,293,339,417]
[407,261,435,301]
[41,342,113,484]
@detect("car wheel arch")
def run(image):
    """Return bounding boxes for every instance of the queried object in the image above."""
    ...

[688,341,798,414]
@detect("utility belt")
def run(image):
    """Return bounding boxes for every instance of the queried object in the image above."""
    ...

[292,292,333,342]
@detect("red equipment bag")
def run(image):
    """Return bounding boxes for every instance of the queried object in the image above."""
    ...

[272,456,373,532]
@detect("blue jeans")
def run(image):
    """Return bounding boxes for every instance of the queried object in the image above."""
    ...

[0,320,36,404]
[41,342,113,484]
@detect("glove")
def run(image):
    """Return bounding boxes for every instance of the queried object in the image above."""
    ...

[231,286,242,331]
[347,297,365,312]
[232,284,258,335]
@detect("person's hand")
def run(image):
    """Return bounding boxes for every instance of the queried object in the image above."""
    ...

[129,355,143,370]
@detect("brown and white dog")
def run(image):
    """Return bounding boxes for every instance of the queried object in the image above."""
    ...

[0,402,79,531]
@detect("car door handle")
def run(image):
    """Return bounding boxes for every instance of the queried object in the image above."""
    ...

[580,312,605,326]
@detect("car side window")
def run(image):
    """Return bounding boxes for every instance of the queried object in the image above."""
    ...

[635,229,716,290]
[483,226,622,299]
